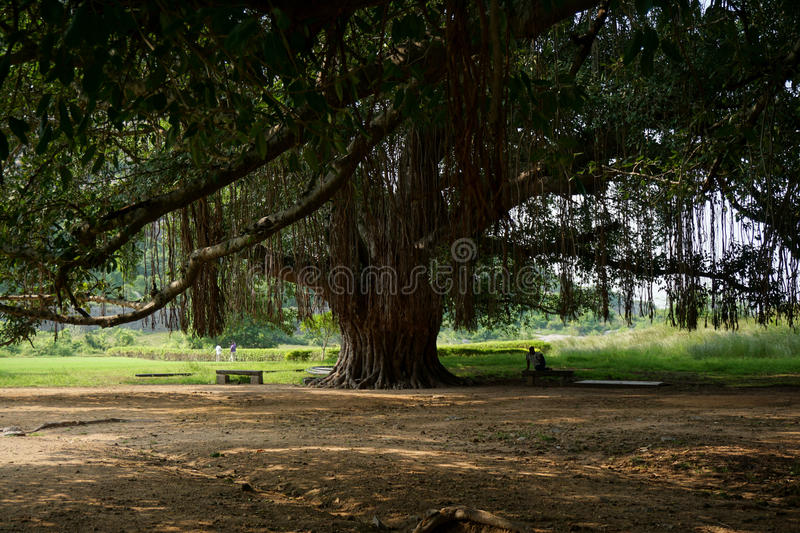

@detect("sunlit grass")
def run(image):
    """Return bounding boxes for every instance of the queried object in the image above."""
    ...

[554,323,800,383]
[0,357,310,387]
[0,325,798,387]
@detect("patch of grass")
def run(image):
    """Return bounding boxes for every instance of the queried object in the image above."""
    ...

[536,432,556,443]
[0,357,310,387]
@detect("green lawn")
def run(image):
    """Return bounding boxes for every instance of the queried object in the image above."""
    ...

[1,325,798,387]
[0,357,313,387]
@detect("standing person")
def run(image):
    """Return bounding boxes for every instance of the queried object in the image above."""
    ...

[230,341,237,362]
[215,344,222,362]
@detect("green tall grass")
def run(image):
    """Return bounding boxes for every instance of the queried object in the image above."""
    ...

[555,324,800,383]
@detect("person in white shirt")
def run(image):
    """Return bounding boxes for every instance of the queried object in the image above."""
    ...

[215,345,222,362]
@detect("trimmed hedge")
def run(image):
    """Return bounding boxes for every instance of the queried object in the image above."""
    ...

[437,340,550,357]
[108,346,304,362]
[106,340,545,361]
[284,350,313,361]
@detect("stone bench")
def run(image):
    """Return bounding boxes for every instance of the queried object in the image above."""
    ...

[521,369,574,386]
[135,373,193,377]
[215,369,263,384]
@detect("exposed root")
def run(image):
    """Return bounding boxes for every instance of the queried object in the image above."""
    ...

[29,418,129,433]
[312,364,464,389]
[413,506,526,533]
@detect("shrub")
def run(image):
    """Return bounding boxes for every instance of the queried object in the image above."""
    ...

[284,350,313,361]
[113,329,136,346]
[211,315,299,349]
[84,330,109,351]
[32,330,82,357]
[326,347,340,359]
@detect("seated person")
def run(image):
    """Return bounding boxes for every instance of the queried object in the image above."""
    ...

[526,346,548,371]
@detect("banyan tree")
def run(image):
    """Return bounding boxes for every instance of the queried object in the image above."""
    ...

[1,1,799,387]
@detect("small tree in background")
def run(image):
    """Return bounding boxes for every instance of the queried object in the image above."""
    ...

[301,312,339,361]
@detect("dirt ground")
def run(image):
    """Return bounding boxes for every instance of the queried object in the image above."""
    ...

[1,383,798,532]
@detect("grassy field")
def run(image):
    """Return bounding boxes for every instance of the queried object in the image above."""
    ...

[0,357,316,387]
[0,325,798,387]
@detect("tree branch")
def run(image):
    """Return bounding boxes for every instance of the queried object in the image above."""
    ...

[569,0,609,76]
[0,107,403,327]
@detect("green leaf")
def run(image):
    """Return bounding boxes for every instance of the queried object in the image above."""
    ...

[8,117,29,144]
[35,125,53,155]
[640,28,659,76]
[573,177,588,195]
[272,8,291,31]
[0,131,8,160]
[68,102,84,125]
[392,87,405,111]
[91,153,105,173]
[305,92,328,115]
[56,61,74,86]
[64,5,91,46]
[147,93,168,111]
[660,40,682,63]
[392,14,426,43]
[286,150,301,172]
[0,55,10,86]
[624,29,644,65]
[402,89,419,116]
[82,63,104,95]
[165,125,180,147]
[303,147,319,171]
[255,129,267,158]
[40,0,65,25]
[189,137,204,164]
[635,0,654,16]
[58,166,72,187]
[262,32,292,76]
[58,99,74,138]
[36,94,52,116]
[37,33,56,74]
[146,66,167,91]
[225,18,259,52]
[333,78,344,104]
[80,144,96,166]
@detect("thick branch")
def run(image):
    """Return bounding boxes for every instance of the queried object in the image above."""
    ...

[416,165,601,250]
[0,107,402,327]
[703,36,800,192]
[569,1,609,76]
[0,294,146,310]
[511,0,600,40]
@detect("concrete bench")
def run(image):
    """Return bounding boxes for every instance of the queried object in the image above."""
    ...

[216,369,263,384]
[135,373,193,377]
[521,369,574,386]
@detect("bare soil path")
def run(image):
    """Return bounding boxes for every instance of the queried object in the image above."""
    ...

[1,384,798,532]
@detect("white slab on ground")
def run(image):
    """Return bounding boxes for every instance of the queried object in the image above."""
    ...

[305,366,334,376]
[573,380,666,386]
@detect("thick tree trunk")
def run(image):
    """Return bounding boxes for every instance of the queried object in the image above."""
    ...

[314,127,463,389]
[315,291,461,389]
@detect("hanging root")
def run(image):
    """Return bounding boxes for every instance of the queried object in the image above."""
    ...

[312,363,464,390]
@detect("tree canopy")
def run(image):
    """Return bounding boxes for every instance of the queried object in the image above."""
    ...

[1,0,798,386]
